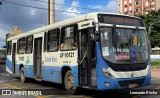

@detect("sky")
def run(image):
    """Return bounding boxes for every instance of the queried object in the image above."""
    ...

[0,0,118,48]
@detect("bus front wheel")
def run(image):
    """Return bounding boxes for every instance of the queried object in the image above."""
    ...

[64,70,77,94]
[20,67,27,83]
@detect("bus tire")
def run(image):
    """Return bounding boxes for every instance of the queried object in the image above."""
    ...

[20,67,27,83]
[64,70,77,95]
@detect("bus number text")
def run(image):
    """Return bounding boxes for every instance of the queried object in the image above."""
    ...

[60,52,74,58]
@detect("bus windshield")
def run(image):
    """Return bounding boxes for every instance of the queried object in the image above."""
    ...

[100,27,148,64]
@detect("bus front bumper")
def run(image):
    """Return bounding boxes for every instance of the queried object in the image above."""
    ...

[97,73,151,90]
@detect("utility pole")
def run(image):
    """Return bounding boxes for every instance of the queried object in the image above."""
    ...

[48,0,55,25]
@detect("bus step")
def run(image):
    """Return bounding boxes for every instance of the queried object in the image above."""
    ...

[81,86,89,89]
[35,78,42,81]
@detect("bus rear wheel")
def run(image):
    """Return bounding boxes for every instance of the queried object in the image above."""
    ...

[20,67,27,83]
[64,70,77,94]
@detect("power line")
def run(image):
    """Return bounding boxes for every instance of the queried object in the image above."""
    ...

[33,0,117,12]
[2,0,85,14]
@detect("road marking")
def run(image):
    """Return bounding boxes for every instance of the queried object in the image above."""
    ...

[5,84,21,89]
[0,80,9,82]
[42,95,55,98]
[0,73,10,76]
[132,87,160,98]
[7,82,21,85]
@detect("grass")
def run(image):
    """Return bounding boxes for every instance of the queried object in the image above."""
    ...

[151,60,160,67]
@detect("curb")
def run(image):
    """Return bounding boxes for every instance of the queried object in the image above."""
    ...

[151,69,160,72]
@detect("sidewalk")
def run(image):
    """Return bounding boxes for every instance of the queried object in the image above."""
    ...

[151,68,160,78]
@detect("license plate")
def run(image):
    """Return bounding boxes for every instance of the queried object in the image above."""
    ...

[128,84,138,88]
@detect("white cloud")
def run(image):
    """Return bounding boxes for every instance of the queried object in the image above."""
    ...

[65,7,80,17]
[65,0,80,17]
[0,24,9,41]
[88,0,118,13]
[0,24,8,47]
[0,0,82,47]
[71,0,79,7]
[106,0,118,13]
[30,8,36,16]
[55,0,64,10]
[55,0,81,22]
[88,5,104,10]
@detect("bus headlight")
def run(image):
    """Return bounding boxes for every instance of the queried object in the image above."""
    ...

[148,65,151,74]
[101,66,114,79]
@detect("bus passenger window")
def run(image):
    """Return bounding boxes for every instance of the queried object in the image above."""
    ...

[26,35,33,54]
[60,25,77,50]
[7,41,12,55]
[18,37,26,54]
[47,29,59,52]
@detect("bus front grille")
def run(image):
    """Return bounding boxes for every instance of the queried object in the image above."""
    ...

[106,62,147,71]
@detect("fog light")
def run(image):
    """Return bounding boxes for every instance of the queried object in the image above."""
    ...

[105,82,110,86]
[148,65,151,74]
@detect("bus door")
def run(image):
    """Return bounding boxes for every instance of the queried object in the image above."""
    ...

[34,37,42,79]
[12,43,16,74]
[78,28,96,87]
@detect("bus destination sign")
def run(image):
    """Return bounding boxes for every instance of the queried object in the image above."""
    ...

[98,14,144,27]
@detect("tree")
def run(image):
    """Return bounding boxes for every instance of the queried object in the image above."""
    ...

[0,46,6,56]
[136,9,160,48]
[2,46,6,48]
[0,49,6,56]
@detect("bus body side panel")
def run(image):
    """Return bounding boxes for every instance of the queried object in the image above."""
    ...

[6,55,13,74]
[41,51,78,86]
[40,65,78,85]
[24,54,35,78]
[42,65,61,83]
[15,64,20,76]
[15,53,34,78]
[95,42,118,90]
[96,42,151,90]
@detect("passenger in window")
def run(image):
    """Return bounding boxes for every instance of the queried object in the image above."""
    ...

[60,38,77,50]
[72,38,77,49]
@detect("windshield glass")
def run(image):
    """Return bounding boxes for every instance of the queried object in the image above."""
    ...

[100,27,148,64]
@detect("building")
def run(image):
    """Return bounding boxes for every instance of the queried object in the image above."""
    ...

[6,26,22,39]
[118,0,122,14]
[118,0,160,16]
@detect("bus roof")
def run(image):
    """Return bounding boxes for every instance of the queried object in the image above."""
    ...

[7,12,142,41]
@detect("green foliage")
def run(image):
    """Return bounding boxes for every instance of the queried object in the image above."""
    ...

[136,10,160,48]
[151,60,160,66]
[0,49,6,56]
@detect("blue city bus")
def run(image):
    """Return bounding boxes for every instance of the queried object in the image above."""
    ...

[6,13,151,94]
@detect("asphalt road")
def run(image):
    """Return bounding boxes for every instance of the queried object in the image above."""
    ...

[0,64,160,98]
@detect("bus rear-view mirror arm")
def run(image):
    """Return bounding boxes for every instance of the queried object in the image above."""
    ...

[94,22,99,41]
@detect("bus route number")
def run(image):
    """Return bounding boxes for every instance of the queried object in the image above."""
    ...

[60,52,74,58]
